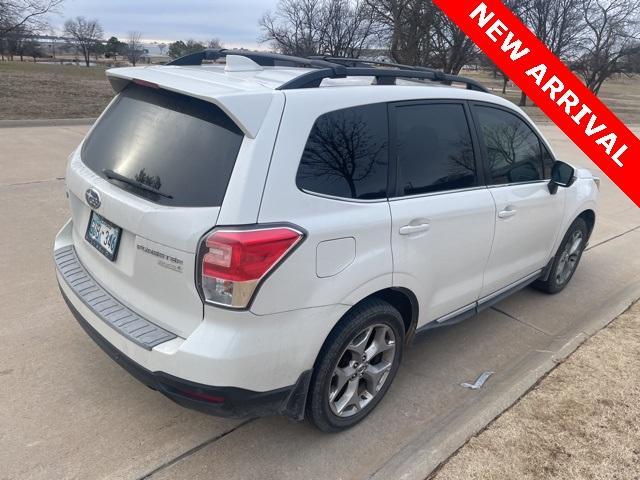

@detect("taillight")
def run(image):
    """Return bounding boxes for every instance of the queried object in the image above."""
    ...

[199,227,303,308]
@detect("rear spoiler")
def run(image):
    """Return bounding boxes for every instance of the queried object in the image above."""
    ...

[106,67,274,139]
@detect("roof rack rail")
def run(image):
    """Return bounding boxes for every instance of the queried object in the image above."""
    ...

[278,66,489,92]
[307,55,489,92]
[167,48,342,70]
[165,49,488,93]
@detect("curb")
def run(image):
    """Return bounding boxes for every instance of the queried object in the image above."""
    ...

[0,118,96,128]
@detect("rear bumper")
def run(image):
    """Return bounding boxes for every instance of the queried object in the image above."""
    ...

[54,217,346,418]
[59,286,311,419]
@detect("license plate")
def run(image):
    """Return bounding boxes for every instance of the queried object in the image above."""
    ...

[85,211,122,261]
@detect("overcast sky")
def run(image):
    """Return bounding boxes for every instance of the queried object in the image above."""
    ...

[53,0,280,48]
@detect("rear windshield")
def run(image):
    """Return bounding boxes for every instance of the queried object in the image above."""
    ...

[81,84,244,207]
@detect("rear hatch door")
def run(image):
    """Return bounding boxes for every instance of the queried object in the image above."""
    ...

[66,83,244,338]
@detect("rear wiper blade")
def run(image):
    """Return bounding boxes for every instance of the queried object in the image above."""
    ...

[102,169,173,199]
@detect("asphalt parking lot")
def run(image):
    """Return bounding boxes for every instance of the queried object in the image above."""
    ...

[1,122,639,480]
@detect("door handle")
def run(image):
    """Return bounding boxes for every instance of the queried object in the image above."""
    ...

[399,223,431,235]
[498,207,517,219]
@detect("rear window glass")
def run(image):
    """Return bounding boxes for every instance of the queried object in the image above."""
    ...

[81,84,243,207]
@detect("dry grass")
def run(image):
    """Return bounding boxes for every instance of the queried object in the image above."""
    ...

[0,61,114,120]
[463,70,640,125]
[1,59,639,124]
[433,301,640,480]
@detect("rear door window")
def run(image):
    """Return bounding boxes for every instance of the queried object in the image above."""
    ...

[296,103,389,200]
[81,84,244,207]
[394,103,478,196]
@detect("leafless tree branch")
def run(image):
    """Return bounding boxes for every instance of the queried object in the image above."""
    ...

[0,0,63,36]
[259,0,376,57]
[63,16,103,67]
[126,31,143,66]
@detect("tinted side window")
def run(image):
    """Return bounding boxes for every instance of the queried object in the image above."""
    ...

[296,104,389,200]
[395,103,477,196]
[476,106,543,185]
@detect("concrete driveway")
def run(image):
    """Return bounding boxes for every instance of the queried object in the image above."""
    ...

[1,123,639,480]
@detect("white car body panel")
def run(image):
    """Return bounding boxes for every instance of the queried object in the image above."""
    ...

[215,93,285,225]
[255,87,397,315]
[390,189,496,326]
[481,182,566,297]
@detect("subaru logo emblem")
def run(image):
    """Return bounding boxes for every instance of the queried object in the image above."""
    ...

[85,188,101,209]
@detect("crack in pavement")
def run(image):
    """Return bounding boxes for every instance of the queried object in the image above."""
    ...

[137,418,256,480]
[586,225,640,251]
[490,306,552,336]
[59,126,90,135]
[0,177,65,188]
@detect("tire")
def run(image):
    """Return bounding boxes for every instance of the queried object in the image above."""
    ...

[306,298,405,432]
[533,217,588,294]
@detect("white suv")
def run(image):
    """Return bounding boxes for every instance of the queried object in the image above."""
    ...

[54,50,599,432]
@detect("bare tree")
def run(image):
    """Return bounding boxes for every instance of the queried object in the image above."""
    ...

[22,37,40,61]
[431,11,477,74]
[527,0,584,57]
[574,0,640,94]
[318,0,377,57]
[365,0,476,74]
[0,0,63,36]
[259,0,376,57]
[105,36,125,60]
[625,41,640,72]
[207,37,222,49]
[4,23,29,60]
[515,0,584,105]
[168,39,205,59]
[471,0,584,105]
[48,27,56,58]
[260,0,323,56]
[64,16,103,66]
[157,42,166,55]
[365,0,428,66]
[126,31,144,66]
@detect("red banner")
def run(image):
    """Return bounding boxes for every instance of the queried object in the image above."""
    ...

[433,0,640,207]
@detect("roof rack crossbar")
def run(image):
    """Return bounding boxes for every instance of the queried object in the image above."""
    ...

[307,56,488,92]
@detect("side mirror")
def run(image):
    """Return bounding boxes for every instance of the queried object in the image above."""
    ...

[548,161,575,194]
